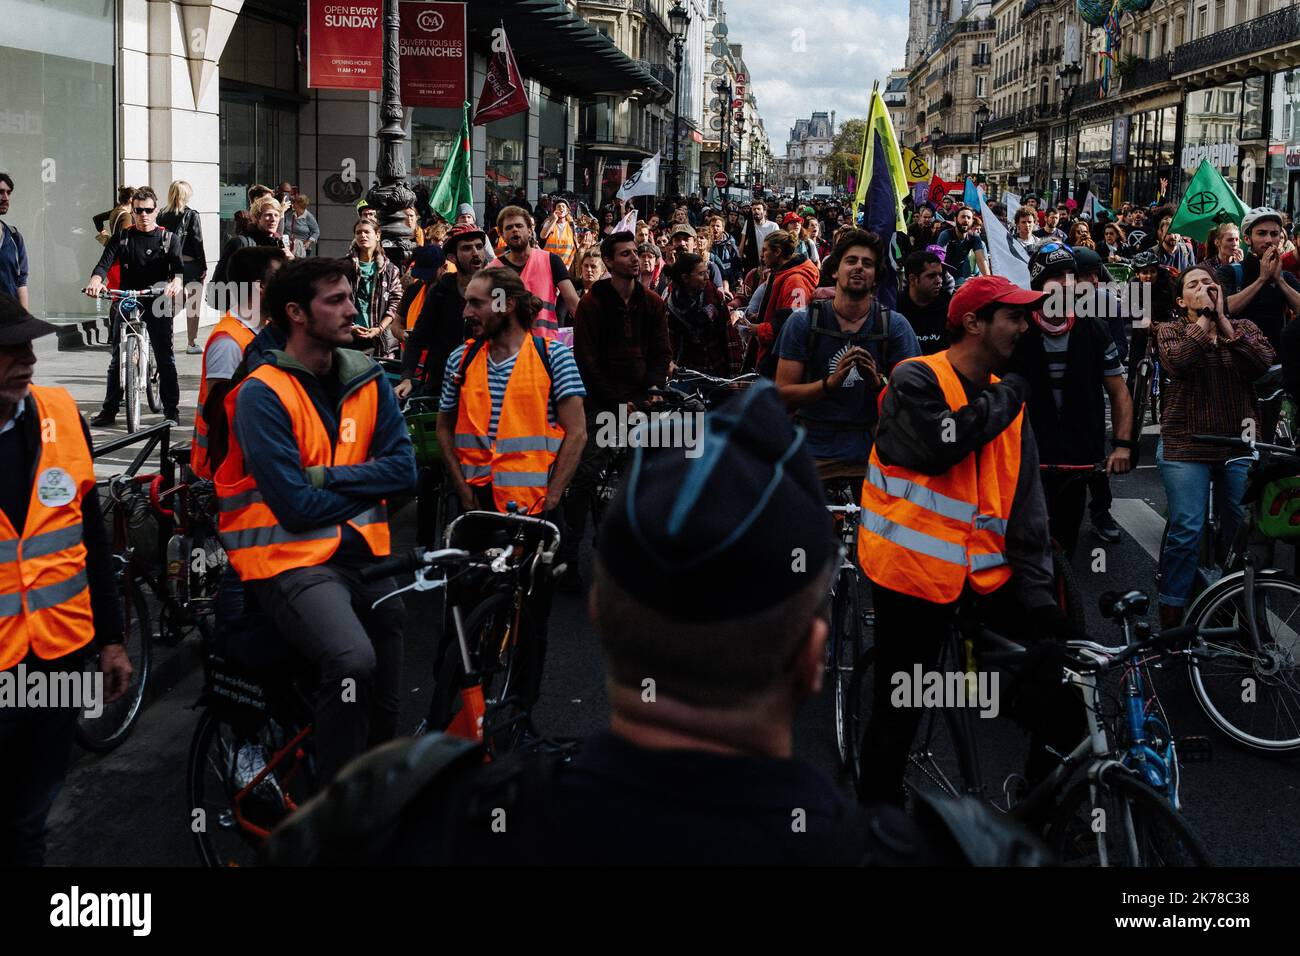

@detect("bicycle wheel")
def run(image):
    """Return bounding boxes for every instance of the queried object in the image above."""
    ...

[124,336,141,433]
[1185,570,1300,753]
[830,566,864,769]
[844,644,875,792]
[186,706,310,867]
[427,592,519,745]
[1047,767,1212,866]
[145,346,161,413]
[76,578,151,753]
[1051,546,1085,630]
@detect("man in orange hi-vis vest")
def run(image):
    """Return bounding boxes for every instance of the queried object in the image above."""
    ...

[0,294,131,865]
[215,258,417,785]
[855,275,1084,814]
[435,265,586,729]
[488,205,581,338]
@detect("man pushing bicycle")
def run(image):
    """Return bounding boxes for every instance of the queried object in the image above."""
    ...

[82,185,185,426]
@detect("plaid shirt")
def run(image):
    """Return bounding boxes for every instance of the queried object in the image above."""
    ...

[1156,317,1275,461]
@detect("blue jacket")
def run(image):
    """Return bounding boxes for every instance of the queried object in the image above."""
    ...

[234,346,417,535]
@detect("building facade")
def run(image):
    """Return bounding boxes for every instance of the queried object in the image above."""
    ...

[783,111,836,195]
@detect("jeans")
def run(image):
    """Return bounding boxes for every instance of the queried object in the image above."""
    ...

[1156,440,1250,607]
[0,650,84,865]
[102,301,180,414]
[249,562,405,785]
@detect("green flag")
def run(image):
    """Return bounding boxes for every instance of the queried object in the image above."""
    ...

[1169,159,1247,242]
[431,103,473,222]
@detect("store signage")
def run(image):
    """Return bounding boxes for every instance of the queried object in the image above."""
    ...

[219,186,245,219]
[1181,140,1238,170]
[399,2,465,108]
[1111,115,1129,165]
[307,0,382,90]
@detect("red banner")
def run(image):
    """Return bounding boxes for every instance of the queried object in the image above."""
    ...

[307,0,382,90]
[473,25,528,125]
[399,1,466,108]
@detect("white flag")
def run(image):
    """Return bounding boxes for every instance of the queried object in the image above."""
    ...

[1080,191,1100,220]
[614,208,638,233]
[616,152,660,201]
[1003,192,1021,221]
[979,190,1032,288]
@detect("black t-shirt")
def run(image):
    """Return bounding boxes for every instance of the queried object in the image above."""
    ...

[1218,256,1300,356]
[92,227,183,290]
[896,288,951,355]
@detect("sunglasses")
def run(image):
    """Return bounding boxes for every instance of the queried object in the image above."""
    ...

[133,207,156,215]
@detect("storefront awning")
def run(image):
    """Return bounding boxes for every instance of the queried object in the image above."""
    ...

[470,0,665,97]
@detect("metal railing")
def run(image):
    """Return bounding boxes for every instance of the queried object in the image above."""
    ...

[1129,51,1173,90]
[1173,6,1300,76]
[972,52,991,65]
[637,59,674,91]
[928,16,996,55]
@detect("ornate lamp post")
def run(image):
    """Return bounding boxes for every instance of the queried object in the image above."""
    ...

[668,0,690,198]
[365,0,416,269]
[1056,62,1082,206]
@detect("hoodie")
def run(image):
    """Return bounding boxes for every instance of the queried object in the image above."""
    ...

[232,347,417,554]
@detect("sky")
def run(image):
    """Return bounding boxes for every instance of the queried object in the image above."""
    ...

[720,0,909,152]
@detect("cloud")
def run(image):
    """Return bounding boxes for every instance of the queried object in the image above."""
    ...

[719,0,909,151]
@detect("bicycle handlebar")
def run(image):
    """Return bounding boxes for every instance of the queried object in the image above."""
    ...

[359,547,472,582]
[1191,434,1299,458]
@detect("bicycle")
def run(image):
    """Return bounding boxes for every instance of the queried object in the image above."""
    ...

[824,485,867,778]
[94,287,165,433]
[77,437,225,752]
[185,510,565,866]
[1172,433,1300,753]
[847,590,1215,866]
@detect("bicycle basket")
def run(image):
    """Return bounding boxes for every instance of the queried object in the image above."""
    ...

[1258,475,1300,539]
[406,408,442,469]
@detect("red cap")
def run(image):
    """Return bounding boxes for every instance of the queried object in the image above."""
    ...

[947,275,1046,331]
[782,212,803,225]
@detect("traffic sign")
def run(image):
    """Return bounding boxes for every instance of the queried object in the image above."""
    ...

[714,171,730,188]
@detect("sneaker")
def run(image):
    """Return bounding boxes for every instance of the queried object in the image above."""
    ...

[233,742,283,803]
[1091,511,1121,543]
[89,410,117,427]
[164,408,181,424]
[555,564,584,595]
[185,343,202,354]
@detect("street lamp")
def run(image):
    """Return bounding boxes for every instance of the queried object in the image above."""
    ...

[975,103,990,181]
[1057,62,1082,207]
[668,0,690,198]
[365,0,415,268]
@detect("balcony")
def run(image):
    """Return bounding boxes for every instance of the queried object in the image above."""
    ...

[979,114,1020,138]
[576,130,654,154]
[1020,0,1058,17]
[1128,51,1173,90]
[1172,6,1300,79]
[972,52,991,65]
[933,131,977,148]
[637,59,674,92]
[928,16,996,56]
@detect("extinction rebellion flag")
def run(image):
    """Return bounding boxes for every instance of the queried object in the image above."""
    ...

[474,25,529,126]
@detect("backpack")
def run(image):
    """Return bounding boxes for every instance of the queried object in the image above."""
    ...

[453,333,553,387]
[798,297,894,384]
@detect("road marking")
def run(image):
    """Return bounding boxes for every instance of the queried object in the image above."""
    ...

[1110,498,1165,561]
[1142,423,1161,435]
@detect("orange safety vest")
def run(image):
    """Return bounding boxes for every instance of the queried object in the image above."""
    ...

[214,364,391,581]
[404,283,428,332]
[191,313,257,479]
[857,351,1023,604]
[453,336,563,513]
[542,220,576,271]
[489,248,560,340]
[0,386,97,670]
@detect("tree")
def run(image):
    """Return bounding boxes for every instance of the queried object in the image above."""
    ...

[828,118,867,190]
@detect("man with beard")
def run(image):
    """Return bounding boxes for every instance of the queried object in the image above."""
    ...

[395,225,489,400]
[436,267,586,725]
[856,274,1085,810]
[215,258,418,786]
[934,206,990,289]
[773,229,920,491]
[896,249,951,355]
[487,206,581,339]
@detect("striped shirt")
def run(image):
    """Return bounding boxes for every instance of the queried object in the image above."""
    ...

[439,339,586,441]
[1042,330,1123,410]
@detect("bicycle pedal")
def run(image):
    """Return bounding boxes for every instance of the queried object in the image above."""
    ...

[1179,735,1213,762]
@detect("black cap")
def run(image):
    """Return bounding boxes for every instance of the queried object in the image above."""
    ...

[1028,243,1076,291]
[0,293,57,345]
[595,381,837,622]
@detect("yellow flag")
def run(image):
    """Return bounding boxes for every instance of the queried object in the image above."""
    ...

[902,148,930,184]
